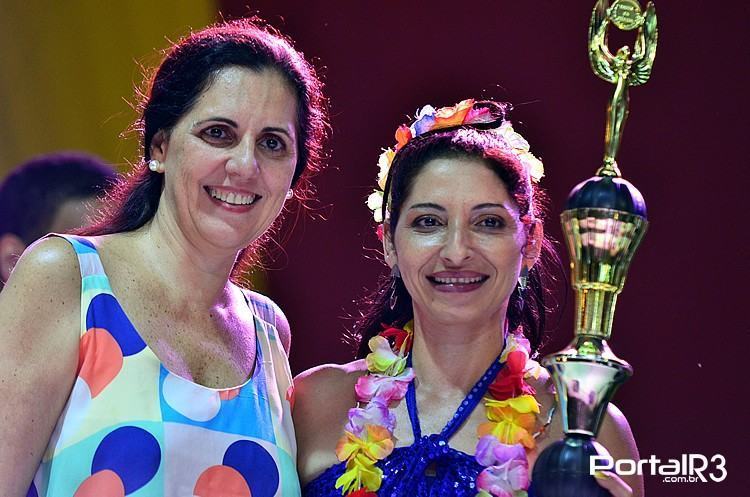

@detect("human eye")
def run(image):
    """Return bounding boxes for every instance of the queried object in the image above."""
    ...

[412,215,443,231]
[258,134,288,155]
[200,125,234,145]
[475,215,507,230]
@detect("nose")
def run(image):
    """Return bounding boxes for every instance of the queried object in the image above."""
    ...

[439,223,473,266]
[225,138,260,179]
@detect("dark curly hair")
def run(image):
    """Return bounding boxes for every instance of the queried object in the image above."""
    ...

[353,101,559,358]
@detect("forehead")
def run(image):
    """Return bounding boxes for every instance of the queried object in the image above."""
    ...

[187,66,299,129]
[406,157,512,205]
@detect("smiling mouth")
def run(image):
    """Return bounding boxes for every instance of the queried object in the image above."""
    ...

[427,276,490,287]
[206,187,260,206]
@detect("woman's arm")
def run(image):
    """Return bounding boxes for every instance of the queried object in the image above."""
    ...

[596,403,645,497]
[0,237,82,496]
[293,361,364,486]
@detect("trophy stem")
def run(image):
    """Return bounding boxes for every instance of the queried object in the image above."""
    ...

[574,283,620,338]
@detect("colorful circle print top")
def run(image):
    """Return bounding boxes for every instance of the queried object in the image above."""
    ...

[28,235,301,497]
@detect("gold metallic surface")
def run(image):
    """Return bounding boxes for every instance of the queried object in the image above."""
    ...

[589,0,657,176]
[561,208,648,338]
[536,1,658,441]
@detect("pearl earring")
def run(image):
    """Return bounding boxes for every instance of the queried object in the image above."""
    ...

[148,159,164,173]
[285,189,294,200]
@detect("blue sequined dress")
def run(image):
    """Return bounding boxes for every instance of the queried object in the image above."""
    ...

[302,354,538,496]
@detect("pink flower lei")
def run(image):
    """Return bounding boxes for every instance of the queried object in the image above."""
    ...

[334,322,546,496]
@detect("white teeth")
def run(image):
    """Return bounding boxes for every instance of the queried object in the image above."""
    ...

[433,276,484,284]
[209,188,256,206]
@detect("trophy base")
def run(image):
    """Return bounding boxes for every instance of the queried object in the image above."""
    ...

[531,434,610,497]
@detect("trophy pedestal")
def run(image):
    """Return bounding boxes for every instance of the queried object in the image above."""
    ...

[532,435,611,497]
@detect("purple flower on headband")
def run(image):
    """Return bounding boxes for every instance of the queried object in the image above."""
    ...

[411,105,436,136]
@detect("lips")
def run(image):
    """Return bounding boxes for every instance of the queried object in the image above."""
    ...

[206,186,259,205]
[427,271,490,293]
[205,186,262,211]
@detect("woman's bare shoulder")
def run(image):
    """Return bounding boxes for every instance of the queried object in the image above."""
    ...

[293,360,368,484]
[294,359,367,408]
[1,236,81,307]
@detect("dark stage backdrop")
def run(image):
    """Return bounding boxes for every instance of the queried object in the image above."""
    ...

[221,1,746,494]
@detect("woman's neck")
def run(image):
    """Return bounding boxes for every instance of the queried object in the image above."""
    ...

[410,308,507,395]
[126,210,239,310]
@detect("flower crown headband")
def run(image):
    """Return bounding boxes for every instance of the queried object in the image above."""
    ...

[366,99,545,227]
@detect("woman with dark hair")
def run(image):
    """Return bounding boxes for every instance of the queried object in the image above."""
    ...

[0,19,327,496]
[294,100,641,497]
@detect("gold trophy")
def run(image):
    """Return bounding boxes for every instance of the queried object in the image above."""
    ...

[532,1,657,495]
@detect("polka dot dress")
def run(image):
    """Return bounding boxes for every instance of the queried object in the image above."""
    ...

[28,235,300,497]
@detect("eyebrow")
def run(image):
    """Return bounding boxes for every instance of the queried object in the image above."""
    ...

[194,117,238,128]
[192,119,295,141]
[407,202,508,211]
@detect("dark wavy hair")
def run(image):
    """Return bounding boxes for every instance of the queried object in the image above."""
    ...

[79,18,329,274]
[0,152,116,244]
[353,101,559,358]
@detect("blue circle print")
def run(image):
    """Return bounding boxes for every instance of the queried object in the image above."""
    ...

[26,482,38,497]
[223,440,279,497]
[86,293,146,356]
[92,426,161,494]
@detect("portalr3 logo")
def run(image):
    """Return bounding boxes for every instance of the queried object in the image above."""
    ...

[591,454,727,483]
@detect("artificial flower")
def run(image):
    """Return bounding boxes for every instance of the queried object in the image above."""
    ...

[335,454,384,493]
[339,320,539,496]
[496,121,530,151]
[355,369,414,404]
[367,191,384,223]
[376,148,395,190]
[500,329,531,363]
[488,351,537,401]
[365,335,407,376]
[366,99,544,226]
[395,125,412,151]
[478,395,540,448]
[476,463,530,497]
[335,425,394,463]
[379,324,413,354]
[345,401,397,438]
[434,98,474,127]
[475,436,530,496]
[410,105,436,136]
[518,152,545,183]
[465,105,494,124]
[475,436,527,467]
[349,490,378,497]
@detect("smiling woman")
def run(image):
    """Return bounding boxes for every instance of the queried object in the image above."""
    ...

[0,18,328,497]
[294,99,642,497]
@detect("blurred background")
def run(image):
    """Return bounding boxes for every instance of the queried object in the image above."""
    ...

[1,1,746,494]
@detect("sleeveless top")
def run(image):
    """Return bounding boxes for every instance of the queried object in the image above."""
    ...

[303,353,539,497]
[28,235,301,497]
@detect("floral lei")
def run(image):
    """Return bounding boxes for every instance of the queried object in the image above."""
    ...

[334,322,546,497]
[366,98,545,227]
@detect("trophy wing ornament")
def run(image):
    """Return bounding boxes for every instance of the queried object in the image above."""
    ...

[589,0,617,83]
[628,2,658,86]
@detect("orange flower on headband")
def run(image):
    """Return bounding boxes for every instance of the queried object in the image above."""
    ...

[395,125,412,151]
[433,99,474,127]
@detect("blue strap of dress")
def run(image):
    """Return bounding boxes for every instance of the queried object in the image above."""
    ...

[405,347,506,442]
